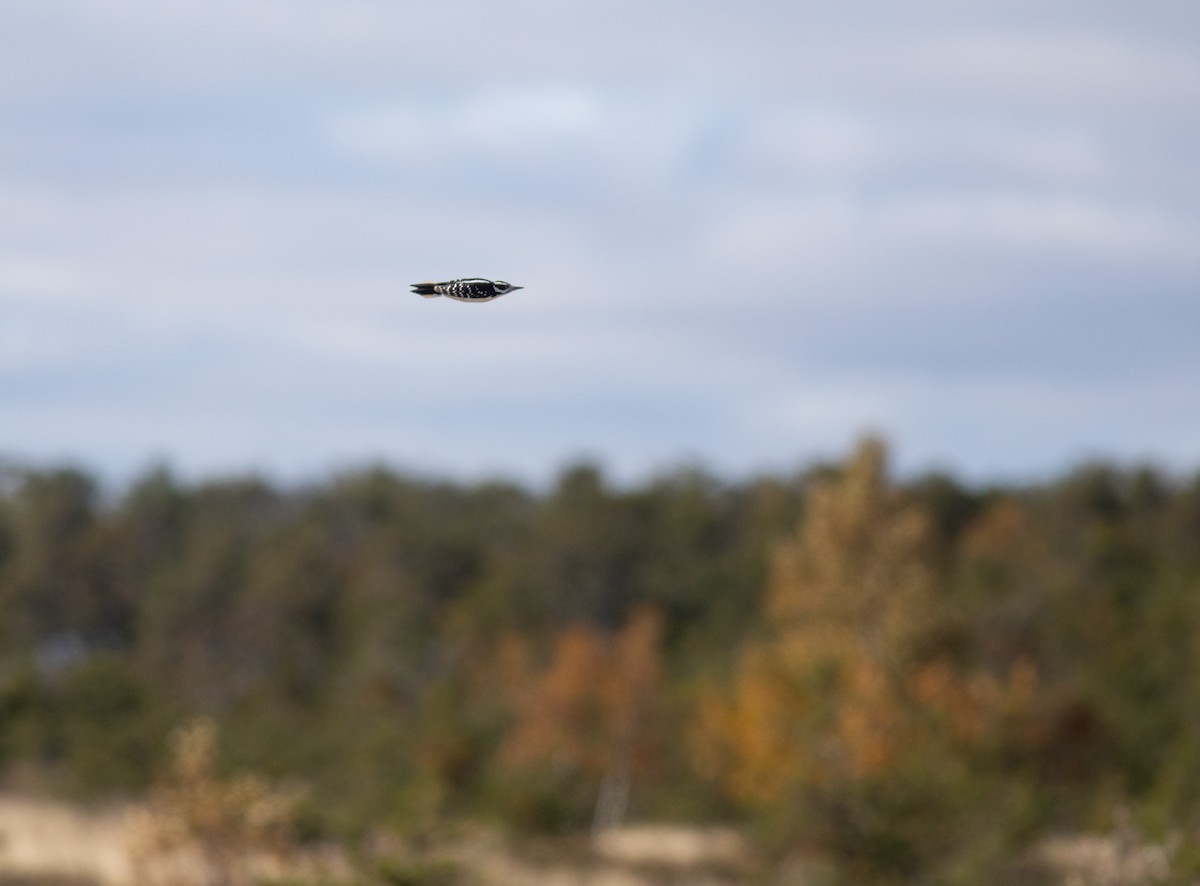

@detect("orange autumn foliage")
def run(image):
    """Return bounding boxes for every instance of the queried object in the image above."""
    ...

[498,607,664,785]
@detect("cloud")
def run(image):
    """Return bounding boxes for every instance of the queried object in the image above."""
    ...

[0,257,80,300]
[879,193,1200,264]
[323,88,612,174]
[1,0,1198,483]
[704,190,1199,281]
[748,365,1200,481]
[733,109,1113,188]
[6,2,1197,114]
[321,87,707,200]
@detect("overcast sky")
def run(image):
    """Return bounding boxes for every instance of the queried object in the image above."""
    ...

[2,1,1198,487]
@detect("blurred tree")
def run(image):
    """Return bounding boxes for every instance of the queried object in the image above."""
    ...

[56,654,165,794]
[693,439,939,804]
[496,607,665,831]
[692,439,1049,879]
[1,442,1199,874]
[0,469,106,652]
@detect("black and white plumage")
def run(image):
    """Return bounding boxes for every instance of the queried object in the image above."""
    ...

[411,278,523,302]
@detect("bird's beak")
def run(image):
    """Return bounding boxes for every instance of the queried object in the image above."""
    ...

[511,286,524,291]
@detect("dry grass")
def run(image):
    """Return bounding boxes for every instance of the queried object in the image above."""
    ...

[1031,810,1178,886]
[0,794,753,886]
[1,779,1177,886]
[0,794,134,885]
[0,718,346,886]
[592,825,746,869]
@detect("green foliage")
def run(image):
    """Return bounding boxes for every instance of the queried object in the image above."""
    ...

[55,654,166,794]
[0,447,1198,881]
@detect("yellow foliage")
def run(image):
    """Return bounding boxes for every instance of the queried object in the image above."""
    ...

[767,436,936,669]
[692,647,808,806]
[691,438,1048,813]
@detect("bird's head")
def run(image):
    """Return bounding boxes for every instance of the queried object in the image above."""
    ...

[493,281,523,295]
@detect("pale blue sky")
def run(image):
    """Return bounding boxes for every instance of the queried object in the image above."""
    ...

[3,1,1199,485]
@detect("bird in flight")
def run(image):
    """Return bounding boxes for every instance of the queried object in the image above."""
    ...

[411,278,523,302]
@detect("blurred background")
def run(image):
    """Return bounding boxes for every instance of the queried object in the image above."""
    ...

[1,1,1199,884]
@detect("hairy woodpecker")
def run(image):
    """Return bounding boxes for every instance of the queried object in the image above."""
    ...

[411,278,523,302]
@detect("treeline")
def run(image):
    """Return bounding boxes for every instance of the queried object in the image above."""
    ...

[1,440,1199,881]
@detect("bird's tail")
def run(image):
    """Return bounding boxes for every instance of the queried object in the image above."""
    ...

[411,283,441,298]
